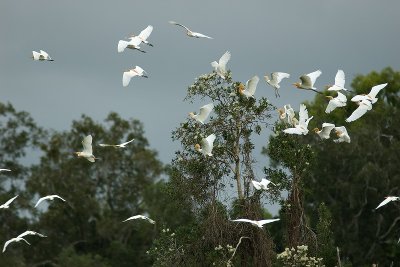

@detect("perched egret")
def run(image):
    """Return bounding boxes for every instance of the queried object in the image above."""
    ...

[99,138,135,148]
[293,70,322,94]
[350,83,387,104]
[283,104,313,135]
[239,76,259,98]
[75,135,97,162]
[118,37,146,53]
[123,66,148,87]
[169,21,213,39]
[32,50,54,61]
[3,230,46,252]
[325,92,347,114]
[333,126,350,143]
[0,195,18,209]
[345,99,372,122]
[313,123,335,139]
[34,195,66,208]
[189,103,214,124]
[123,215,155,224]
[128,25,154,47]
[375,196,399,209]
[231,218,280,228]
[195,134,216,157]
[264,72,290,98]
[252,178,275,191]
[211,51,231,79]
[326,70,348,91]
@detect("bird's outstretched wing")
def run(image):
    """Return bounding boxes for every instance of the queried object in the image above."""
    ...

[2,195,18,207]
[17,231,47,239]
[231,218,254,224]
[283,127,303,135]
[202,134,216,155]
[345,102,371,122]
[334,70,345,88]
[298,104,309,125]
[34,197,47,208]
[218,51,231,72]
[138,25,153,41]
[307,70,322,87]
[251,180,261,190]
[39,50,49,58]
[272,72,290,84]
[82,135,93,154]
[245,76,260,96]
[258,218,280,225]
[192,32,213,39]
[3,239,15,253]
[119,138,135,147]
[197,103,214,123]
[375,197,396,209]
[337,92,347,102]
[168,21,190,31]
[325,100,337,114]
[123,71,135,87]
[320,123,335,136]
[368,83,387,99]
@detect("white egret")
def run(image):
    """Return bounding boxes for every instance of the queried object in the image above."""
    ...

[351,83,387,104]
[211,51,231,79]
[0,169,11,172]
[0,195,18,209]
[278,104,298,126]
[32,50,54,61]
[99,138,135,148]
[231,218,280,228]
[252,178,275,191]
[326,70,349,91]
[293,70,322,94]
[3,230,46,252]
[34,195,66,208]
[313,123,335,139]
[118,37,146,53]
[75,135,96,162]
[345,99,372,122]
[129,25,154,47]
[123,66,148,87]
[189,103,214,124]
[195,134,216,157]
[325,92,347,114]
[239,76,260,98]
[123,215,155,224]
[264,72,290,97]
[333,126,350,143]
[375,196,399,209]
[283,104,313,135]
[169,21,213,39]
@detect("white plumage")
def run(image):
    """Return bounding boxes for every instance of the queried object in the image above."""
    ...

[189,103,214,124]
[32,50,53,61]
[293,70,322,92]
[3,230,46,253]
[252,178,275,191]
[0,195,18,209]
[231,218,280,228]
[264,72,290,97]
[34,195,66,208]
[375,196,399,209]
[327,70,348,91]
[239,76,259,98]
[75,135,96,162]
[123,215,155,224]
[195,134,216,157]
[333,126,350,143]
[99,138,135,148]
[129,25,154,47]
[211,51,231,79]
[313,123,335,139]
[118,37,145,53]
[351,83,387,104]
[123,66,148,87]
[169,21,213,39]
[345,99,372,122]
[325,92,347,113]
[283,104,313,135]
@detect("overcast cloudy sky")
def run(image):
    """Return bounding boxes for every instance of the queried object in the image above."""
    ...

[1,1,400,169]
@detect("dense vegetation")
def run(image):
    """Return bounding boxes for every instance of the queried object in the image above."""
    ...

[0,67,398,266]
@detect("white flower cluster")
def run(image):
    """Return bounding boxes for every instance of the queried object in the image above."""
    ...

[277,245,325,267]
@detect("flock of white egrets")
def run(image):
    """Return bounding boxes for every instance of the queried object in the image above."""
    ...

[3,20,396,253]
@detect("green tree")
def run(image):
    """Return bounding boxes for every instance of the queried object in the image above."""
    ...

[304,67,400,265]
[152,70,277,266]
[24,112,163,266]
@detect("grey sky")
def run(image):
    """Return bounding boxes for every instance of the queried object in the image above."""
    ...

[1,1,400,212]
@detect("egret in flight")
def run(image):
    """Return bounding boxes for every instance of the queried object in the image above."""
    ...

[252,178,275,191]
[128,25,154,47]
[32,50,54,61]
[239,76,260,98]
[283,104,313,135]
[333,126,350,143]
[350,83,387,104]
[0,195,18,209]
[99,138,135,148]
[313,123,335,140]
[118,37,146,53]
[326,70,349,91]
[325,92,347,114]
[189,103,214,124]
[264,72,290,97]
[123,66,148,87]
[75,135,97,162]
[293,70,322,94]
[211,51,231,79]
[0,169,11,172]
[123,215,155,224]
[3,231,46,252]
[195,134,216,157]
[34,195,66,208]
[231,218,280,228]
[169,21,213,39]
[345,99,372,122]
[375,196,399,209]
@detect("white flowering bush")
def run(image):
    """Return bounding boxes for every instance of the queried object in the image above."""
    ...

[277,245,325,267]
